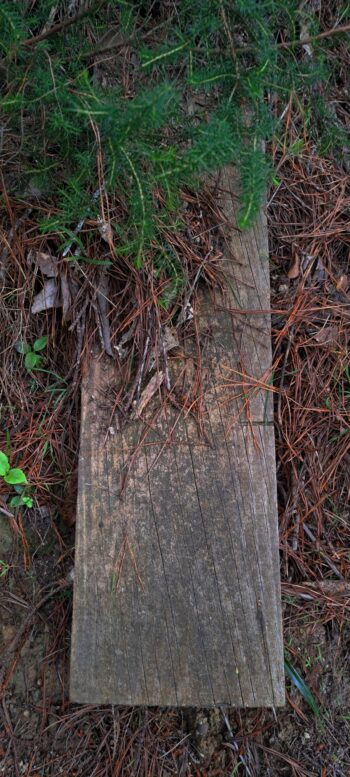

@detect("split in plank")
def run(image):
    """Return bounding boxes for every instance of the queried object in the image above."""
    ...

[70,169,285,707]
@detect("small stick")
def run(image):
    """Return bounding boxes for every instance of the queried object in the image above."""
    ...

[21,2,103,48]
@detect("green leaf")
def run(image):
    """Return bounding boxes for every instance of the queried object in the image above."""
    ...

[9,495,23,507]
[284,657,321,717]
[4,468,28,485]
[288,139,304,156]
[33,335,49,352]
[25,351,41,370]
[10,493,32,508]
[15,341,31,354]
[0,560,10,578]
[0,451,10,476]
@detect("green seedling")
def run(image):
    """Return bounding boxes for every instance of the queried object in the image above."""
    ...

[15,336,48,372]
[0,560,10,578]
[0,451,33,509]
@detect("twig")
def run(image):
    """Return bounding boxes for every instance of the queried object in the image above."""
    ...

[21,2,104,48]
[160,327,171,392]
[209,22,350,56]
[303,523,344,580]
[277,22,350,49]
[277,329,293,429]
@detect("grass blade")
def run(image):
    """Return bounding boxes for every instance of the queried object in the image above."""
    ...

[284,656,321,717]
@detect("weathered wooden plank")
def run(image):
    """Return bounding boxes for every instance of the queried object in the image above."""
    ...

[70,169,284,706]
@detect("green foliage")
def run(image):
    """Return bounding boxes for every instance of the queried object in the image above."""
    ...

[0,560,10,578]
[0,0,348,267]
[0,450,32,509]
[15,336,48,372]
[0,559,10,578]
[284,656,321,717]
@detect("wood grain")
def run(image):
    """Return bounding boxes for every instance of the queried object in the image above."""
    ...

[70,169,285,706]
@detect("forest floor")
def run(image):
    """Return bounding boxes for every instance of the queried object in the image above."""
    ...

[1,145,350,777]
[1,5,350,777]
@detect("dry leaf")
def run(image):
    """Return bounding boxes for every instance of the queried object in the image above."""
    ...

[98,218,114,245]
[28,250,58,277]
[114,323,136,358]
[313,325,338,345]
[300,24,312,57]
[60,276,71,321]
[336,274,349,293]
[31,279,60,314]
[162,326,179,353]
[313,257,326,283]
[149,326,179,370]
[134,372,164,418]
[288,253,300,280]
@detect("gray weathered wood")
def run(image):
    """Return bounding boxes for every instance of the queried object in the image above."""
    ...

[70,169,285,706]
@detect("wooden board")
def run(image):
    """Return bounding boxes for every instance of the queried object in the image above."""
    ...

[70,169,285,706]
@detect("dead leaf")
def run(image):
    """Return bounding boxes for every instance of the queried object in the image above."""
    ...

[98,217,114,245]
[31,279,60,314]
[162,326,179,352]
[336,274,349,293]
[287,253,300,280]
[300,22,313,57]
[134,372,164,418]
[114,323,136,358]
[149,326,179,370]
[60,276,71,321]
[313,325,338,345]
[28,250,58,277]
[313,257,326,283]
[300,253,314,276]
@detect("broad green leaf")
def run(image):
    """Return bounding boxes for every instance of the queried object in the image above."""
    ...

[25,351,41,370]
[15,341,31,354]
[284,657,321,717]
[22,496,33,507]
[33,335,49,352]
[0,451,9,476]
[4,468,28,485]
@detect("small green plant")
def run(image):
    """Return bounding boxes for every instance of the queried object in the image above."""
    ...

[0,560,10,578]
[0,0,348,270]
[0,451,33,509]
[15,335,48,372]
[284,655,321,717]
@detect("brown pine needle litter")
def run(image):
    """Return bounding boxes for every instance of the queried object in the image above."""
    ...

[1,10,350,777]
